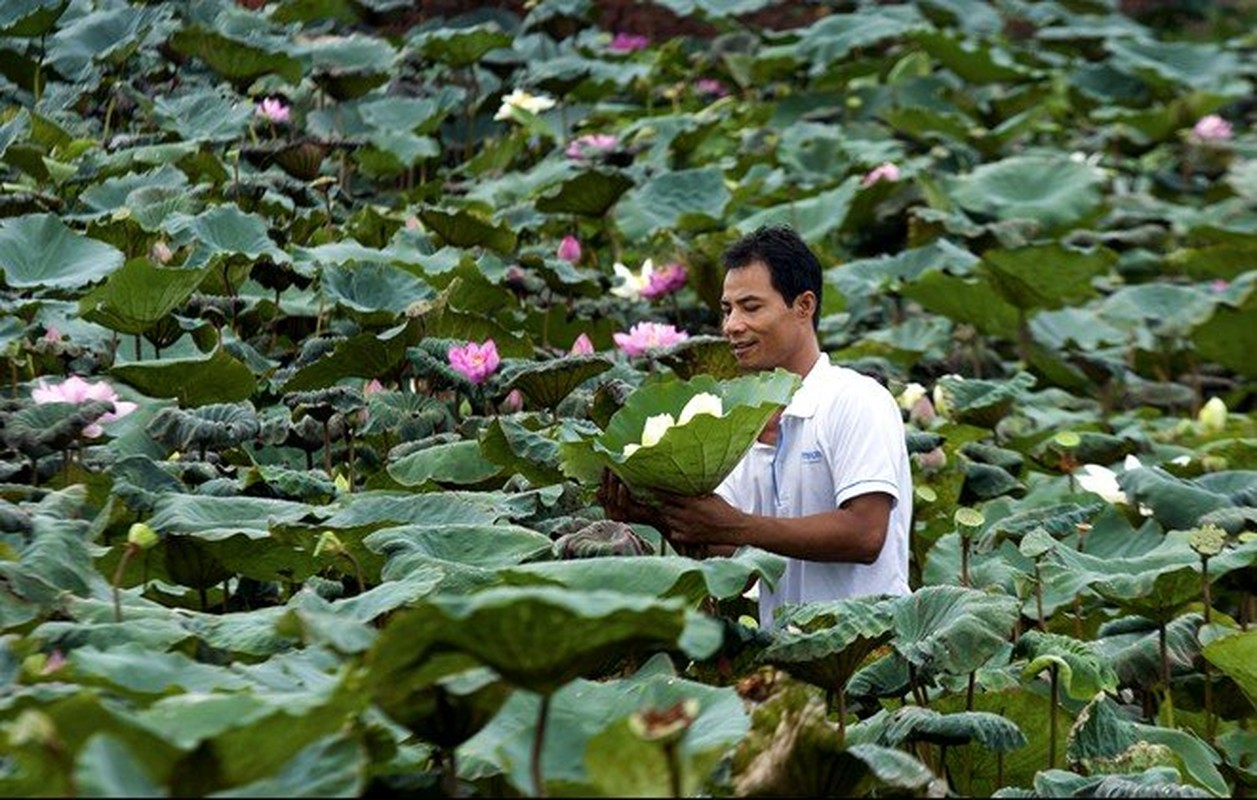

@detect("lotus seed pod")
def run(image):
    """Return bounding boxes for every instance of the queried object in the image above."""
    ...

[1189,524,1226,557]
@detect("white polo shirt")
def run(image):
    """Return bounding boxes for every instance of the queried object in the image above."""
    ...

[715,355,912,626]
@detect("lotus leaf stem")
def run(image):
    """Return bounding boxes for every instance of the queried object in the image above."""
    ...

[1048,663,1059,769]
[112,542,139,623]
[663,740,682,798]
[532,693,551,798]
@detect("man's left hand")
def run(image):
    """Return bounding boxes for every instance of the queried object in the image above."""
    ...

[657,492,744,550]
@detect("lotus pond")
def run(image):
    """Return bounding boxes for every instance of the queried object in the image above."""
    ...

[0,0,1255,796]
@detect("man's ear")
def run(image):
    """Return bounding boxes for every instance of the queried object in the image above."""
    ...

[793,290,816,321]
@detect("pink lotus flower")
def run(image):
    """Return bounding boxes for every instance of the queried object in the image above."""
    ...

[363,379,385,396]
[1191,114,1232,142]
[608,32,650,53]
[695,78,729,98]
[861,162,901,188]
[255,97,290,124]
[613,322,689,357]
[31,375,138,438]
[448,340,500,385]
[43,327,61,342]
[565,134,618,161]
[558,235,582,263]
[570,333,595,355]
[641,262,687,300]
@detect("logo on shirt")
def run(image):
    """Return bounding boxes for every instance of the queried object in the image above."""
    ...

[800,449,824,464]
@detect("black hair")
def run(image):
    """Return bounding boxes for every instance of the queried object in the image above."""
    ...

[722,225,823,330]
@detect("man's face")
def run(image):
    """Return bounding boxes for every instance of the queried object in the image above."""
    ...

[720,260,814,373]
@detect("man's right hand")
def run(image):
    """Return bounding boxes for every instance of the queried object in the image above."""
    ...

[597,468,661,527]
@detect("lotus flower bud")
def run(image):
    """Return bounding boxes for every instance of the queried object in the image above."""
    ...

[314,530,347,558]
[127,522,159,550]
[897,382,926,411]
[1198,397,1227,433]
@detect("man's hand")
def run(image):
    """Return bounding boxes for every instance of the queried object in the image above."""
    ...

[657,492,746,552]
[597,469,662,528]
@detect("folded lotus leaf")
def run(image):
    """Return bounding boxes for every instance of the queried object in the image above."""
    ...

[589,369,800,498]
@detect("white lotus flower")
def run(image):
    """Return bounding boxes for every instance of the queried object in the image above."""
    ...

[494,88,556,121]
[678,392,723,425]
[1075,464,1127,504]
[623,443,640,458]
[611,259,655,300]
[640,412,676,448]
[1198,397,1227,433]
[897,382,926,411]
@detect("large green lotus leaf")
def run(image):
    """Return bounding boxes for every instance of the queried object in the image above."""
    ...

[765,5,929,74]
[902,269,1021,340]
[77,164,188,214]
[1203,630,1257,709]
[945,156,1104,232]
[502,355,612,410]
[358,96,454,136]
[409,23,513,67]
[535,169,635,218]
[879,105,974,144]
[166,205,288,267]
[735,178,861,243]
[144,493,312,540]
[0,213,124,289]
[656,335,740,380]
[67,643,252,696]
[111,348,256,407]
[123,678,365,790]
[578,369,800,497]
[1067,692,1227,797]
[830,239,979,299]
[502,547,785,606]
[912,29,1033,83]
[933,372,1036,429]
[1193,287,1257,378]
[980,243,1114,311]
[419,207,517,253]
[312,491,503,534]
[319,261,433,318]
[211,734,367,798]
[1107,37,1248,94]
[375,586,721,695]
[47,4,163,82]
[460,655,747,794]
[79,259,208,335]
[1098,283,1218,339]
[169,26,303,87]
[73,734,165,799]
[648,0,774,18]
[387,441,503,488]
[152,88,252,143]
[1014,630,1118,701]
[478,417,567,486]
[1097,614,1206,691]
[931,688,1074,798]
[283,319,424,393]
[874,706,1027,752]
[731,685,934,796]
[364,523,553,570]
[616,168,730,242]
[760,596,896,692]
[0,0,67,37]
[892,585,1020,680]
[1118,466,1237,531]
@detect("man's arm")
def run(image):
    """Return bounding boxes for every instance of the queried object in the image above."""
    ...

[657,491,892,563]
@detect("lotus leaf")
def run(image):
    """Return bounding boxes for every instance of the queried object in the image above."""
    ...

[575,369,799,498]
[0,213,124,289]
[760,596,896,694]
[502,354,612,410]
[892,585,1021,681]
[1067,692,1227,797]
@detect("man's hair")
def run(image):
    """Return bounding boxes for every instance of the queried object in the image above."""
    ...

[722,225,823,330]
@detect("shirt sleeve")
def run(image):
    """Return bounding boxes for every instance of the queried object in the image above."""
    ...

[822,379,906,509]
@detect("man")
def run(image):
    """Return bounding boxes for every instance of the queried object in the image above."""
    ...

[599,225,912,626]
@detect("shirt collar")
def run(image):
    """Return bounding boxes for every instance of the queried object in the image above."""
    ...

[782,353,829,419]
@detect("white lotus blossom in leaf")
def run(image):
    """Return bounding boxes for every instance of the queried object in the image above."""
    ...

[897,382,926,411]
[494,88,556,121]
[1075,464,1127,504]
[1198,397,1227,433]
[611,259,654,300]
[678,392,723,425]
[640,413,676,448]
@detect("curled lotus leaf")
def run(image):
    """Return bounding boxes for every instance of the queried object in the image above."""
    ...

[877,705,1027,752]
[502,354,613,410]
[571,369,800,498]
[4,400,115,457]
[146,402,261,454]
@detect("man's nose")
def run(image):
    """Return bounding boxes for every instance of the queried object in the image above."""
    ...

[722,310,743,336]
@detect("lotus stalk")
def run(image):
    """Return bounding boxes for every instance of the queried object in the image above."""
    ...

[112,523,159,622]
[531,694,551,798]
[1191,525,1226,741]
